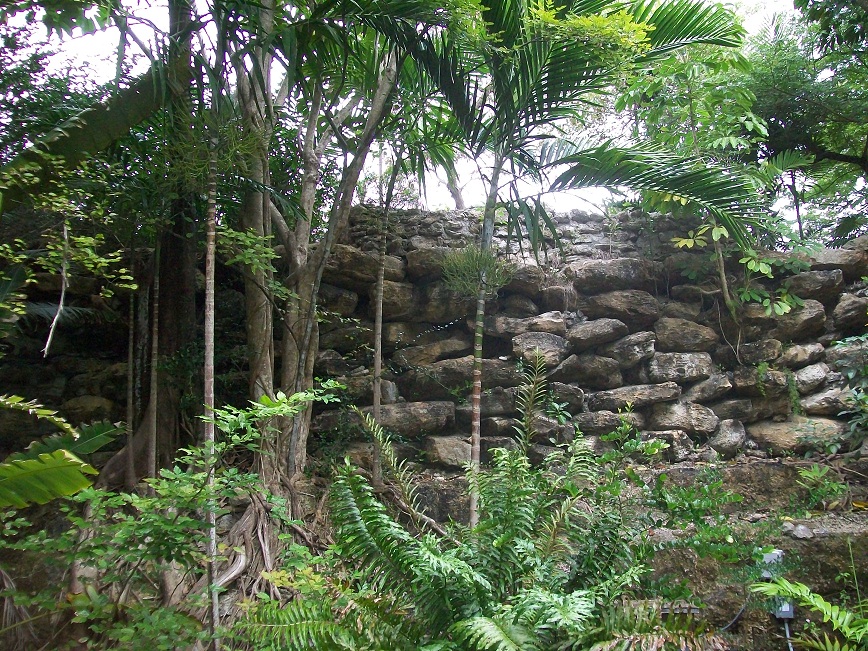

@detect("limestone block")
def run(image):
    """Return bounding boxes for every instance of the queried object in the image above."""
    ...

[793,363,829,395]
[599,331,656,369]
[683,374,733,403]
[746,416,846,455]
[512,332,570,368]
[709,419,746,459]
[649,402,719,436]
[549,354,622,389]
[578,290,660,332]
[654,317,719,352]
[588,382,681,411]
[565,318,628,353]
[779,343,824,369]
[648,352,714,384]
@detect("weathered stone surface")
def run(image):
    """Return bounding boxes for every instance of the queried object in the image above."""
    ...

[648,352,713,384]
[733,365,789,398]
[654,318,718,352]
[369,402,455,438]
[501,294,539,317]
[649,402,719,436]
[504,265,546,298]
[832,293,868,333]
[481,436,518,463]
[588,382,681,411]
[574,410,645,436]
[643,429,693,462]
[319,324,372,354]
[319,283,359,316]
[739,339,783,365]
[683,374,733,403]
[779,343,825,369]
[530,415,576,444]
[393,334,472,367]
[826,338,868,371]
[485,311,566,338]
[578,290,660,331]
[397,356,523,400]
[335,375,399,406]
[549,382,585,414]
[377,280,417,320]
[480,416,517,437]
[411,282,474,323]
[60,395,115,424]
[793,363,829,394]
[549,354,622,389]
[406,246,450,280]
[785,270,844,305]
[751,396,796,421]
[770,299,827,342]
[456,387,518,420]
[746,416,846,455]
[383,322,442,349]
[810,248,868,281]
[599,331,656,369]
[512,332,570,368]
[567,258,663,293]
[323,244,405,290]
[425,436,470,468]
[660,300,701,320]
[33,273,99,296]
[709,419,746,459]
[707,398,754,421]
[566,318,629,353]
[800,387,850,415]
[540,284,580,312]
[314,350,360,376]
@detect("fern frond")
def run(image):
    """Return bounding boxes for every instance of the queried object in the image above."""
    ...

[451,615,539,651]
[511,587,594,638]
[514,350,548,451]
[0,394,77,437]
[238,598,356,650]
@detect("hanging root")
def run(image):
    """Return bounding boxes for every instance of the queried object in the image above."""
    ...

[0,567,37,651]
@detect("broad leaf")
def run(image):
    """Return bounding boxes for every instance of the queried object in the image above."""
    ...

[0,450,97,508]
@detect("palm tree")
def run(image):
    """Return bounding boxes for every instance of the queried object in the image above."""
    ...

[439,0,760,526]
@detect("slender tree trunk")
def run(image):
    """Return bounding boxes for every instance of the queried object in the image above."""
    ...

[469,157,503,527]
[445,164,466,210]
[147,240,160,484]
[125,246,137,491]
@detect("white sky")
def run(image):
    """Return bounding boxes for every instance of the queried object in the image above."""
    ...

[36,0,797,213]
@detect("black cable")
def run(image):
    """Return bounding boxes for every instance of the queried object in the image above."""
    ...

[719,599,748,632]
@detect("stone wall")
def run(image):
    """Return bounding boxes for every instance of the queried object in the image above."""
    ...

[317,206,868,473]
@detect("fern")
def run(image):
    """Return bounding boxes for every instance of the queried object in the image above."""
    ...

[451,615,538,651]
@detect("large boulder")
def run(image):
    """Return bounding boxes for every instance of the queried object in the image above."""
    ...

[832,294,868,333]
[809,248,868,281]
[383,322,442,349]
[648,402,719,437]
[501,294,540,317]
[377,280,416,320]
[647,352,714,383]
[323,244,405,291]
[599,331,656,369]
[484,311,566,338]
[654,317,718,352]
[800,387,850,416]
[410,282,474,323]
[771,299,827,342]
[785,269,844,306]
[746,416,846,455]
[578,290,660,332]
[708,419,746,459]
[588,382,681,411]
[549,382,585,414]
[406,246,450,281]
[541,284,580,312]
[739,339,782,365]
[512,332,570,368]
[318,324,372,354]
[550,354,622,389]
[368,402,456,439]
[779,343,824,369]
[793,363,830,394]
[319,283,359,316]
[503,265,546,298]
[707,398,754,421]
[334,375,399,406]
[397,356,523,400]
[733,365,789,398]
[566,258,663,293]
[456,387,518,420]
[566,318,629,353]
[574,410,645,436]
[683,373,733,403]
[425,436,471,468]
[393,334,473,367]
[643,429,694,462]
[60,396,115,425]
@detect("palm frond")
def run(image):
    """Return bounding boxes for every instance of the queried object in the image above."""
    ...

[548,141,763,248]
[631,0,744,55]
[0,394,77,437]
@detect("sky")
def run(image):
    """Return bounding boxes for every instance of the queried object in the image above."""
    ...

[36,0,798,213]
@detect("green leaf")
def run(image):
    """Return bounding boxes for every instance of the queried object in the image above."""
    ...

[0,450,97,508]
